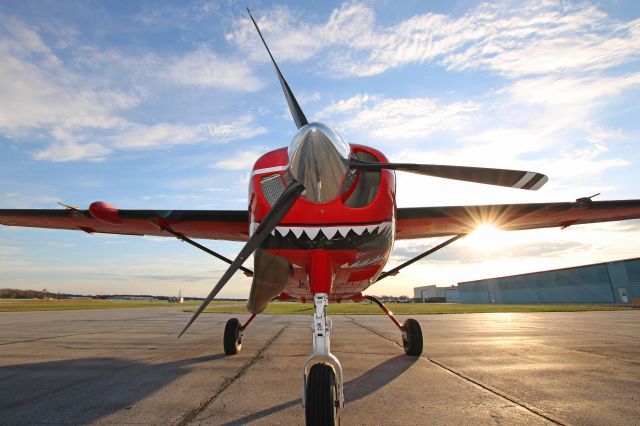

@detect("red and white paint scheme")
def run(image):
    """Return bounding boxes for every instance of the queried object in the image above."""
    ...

[249,141,396,305]
[2,10,640,425]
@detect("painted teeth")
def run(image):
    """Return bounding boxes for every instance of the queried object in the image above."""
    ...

[291,228,304,239]
[305,228,321,240]
[323,228,339,239]
[260,222,392,240]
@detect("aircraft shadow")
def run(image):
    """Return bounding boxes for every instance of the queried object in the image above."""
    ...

[0,353,225,424]
[223,354,417,425]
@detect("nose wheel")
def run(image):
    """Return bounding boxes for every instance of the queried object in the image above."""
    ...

[305,363,339,426]
[302,293,343,426]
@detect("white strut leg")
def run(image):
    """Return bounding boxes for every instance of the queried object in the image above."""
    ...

[312,293,331,355]
[301,293,344,408]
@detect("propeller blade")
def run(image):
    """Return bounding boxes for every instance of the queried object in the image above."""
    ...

[350,159,548,190]
[247,8,308,129]
[179,181,305,337]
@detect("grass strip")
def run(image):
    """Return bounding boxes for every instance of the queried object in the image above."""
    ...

[0,300,236,312]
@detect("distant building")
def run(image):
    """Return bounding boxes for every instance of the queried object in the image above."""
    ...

[458,257,640,304]
[413,285,459,303]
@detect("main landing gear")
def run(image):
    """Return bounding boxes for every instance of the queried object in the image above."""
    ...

[223,314,256,355]
[364,295,423,356]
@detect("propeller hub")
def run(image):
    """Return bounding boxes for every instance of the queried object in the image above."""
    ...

[288,123,350,203]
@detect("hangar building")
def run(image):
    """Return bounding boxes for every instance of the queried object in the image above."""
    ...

[413,285,460,303]
[458,257,640,304]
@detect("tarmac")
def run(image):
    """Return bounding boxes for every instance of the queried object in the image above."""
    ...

[0,307,639,425]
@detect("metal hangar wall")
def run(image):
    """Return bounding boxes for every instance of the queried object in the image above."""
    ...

[458,257,640,304]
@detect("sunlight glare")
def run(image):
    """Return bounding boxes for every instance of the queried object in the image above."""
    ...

[464,223,513,252]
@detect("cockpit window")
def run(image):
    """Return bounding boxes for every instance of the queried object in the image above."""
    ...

[344,151,381,207]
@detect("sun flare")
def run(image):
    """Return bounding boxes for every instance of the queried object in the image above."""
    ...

[464,223,513,251]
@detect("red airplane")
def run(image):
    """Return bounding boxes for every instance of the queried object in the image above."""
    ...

[1,11,640,425]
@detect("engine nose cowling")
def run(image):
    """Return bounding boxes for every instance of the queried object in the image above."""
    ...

[287,122,350,203]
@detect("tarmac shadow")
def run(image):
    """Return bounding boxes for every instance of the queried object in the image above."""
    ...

[223,354,417,425]
[0,353,225,424]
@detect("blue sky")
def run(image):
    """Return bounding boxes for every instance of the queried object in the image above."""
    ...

[1,0,639,298]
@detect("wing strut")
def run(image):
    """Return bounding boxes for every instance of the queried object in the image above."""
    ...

[179,181,305,337]
[157,222,253,277]
[375,234,466,283]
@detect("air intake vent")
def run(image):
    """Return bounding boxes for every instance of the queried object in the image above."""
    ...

[260,174,286,206]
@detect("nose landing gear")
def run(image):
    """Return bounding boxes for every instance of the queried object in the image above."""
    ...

[302,293,343,426]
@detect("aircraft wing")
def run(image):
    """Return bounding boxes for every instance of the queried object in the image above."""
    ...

[0,208,249,242]
[396,199,640,239]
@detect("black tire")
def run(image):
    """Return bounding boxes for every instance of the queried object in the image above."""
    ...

[305,363,338,426]
[402,318,423,356]
[223,318,242,355]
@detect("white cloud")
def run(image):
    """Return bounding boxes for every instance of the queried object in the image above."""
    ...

[33,140,111,162]
[0,15,268,163]
[0,193,60,209]
[581,123,625,145]
[166,46,263,91]
[33,126,111,162]
[32,116,267,161]
[317,93,378,116]
[213,149,265,170]
[232,2,640,79]
[111,115,266,150]
[319,94,479,140]
[503,73,640,106]
[227,5,326,62]
[0,18,136,136]
[135,1,221,26]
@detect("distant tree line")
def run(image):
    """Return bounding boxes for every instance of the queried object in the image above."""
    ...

[0,288,72,299]
[0,288,239,301]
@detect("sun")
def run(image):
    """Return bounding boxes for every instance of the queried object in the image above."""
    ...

[463,223,513,252]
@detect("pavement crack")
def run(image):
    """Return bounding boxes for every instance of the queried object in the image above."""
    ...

[345,316,565,425]
[345,316,401,345]
[176,323,289,426]
[428,357,565,425]
[0,329,127,346]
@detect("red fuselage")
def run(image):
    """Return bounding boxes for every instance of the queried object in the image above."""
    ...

[249,144,396,302]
